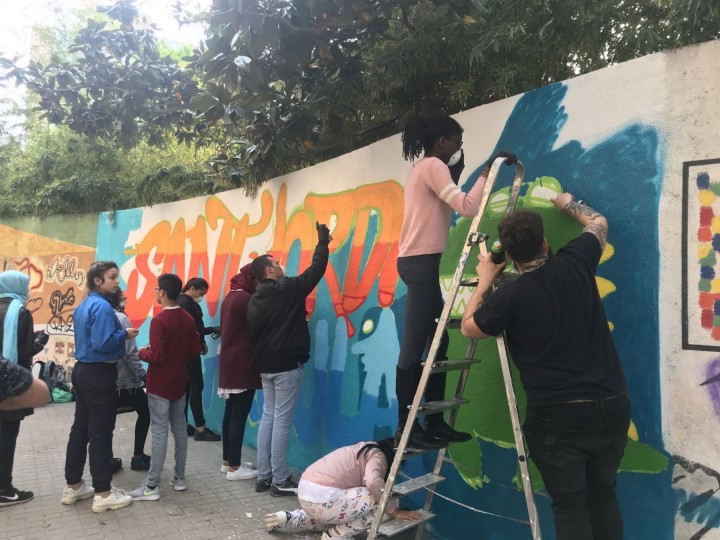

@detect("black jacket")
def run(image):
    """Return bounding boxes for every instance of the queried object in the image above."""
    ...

[247,241,329,373]
[0,299,35,422]
[177,293,215,349]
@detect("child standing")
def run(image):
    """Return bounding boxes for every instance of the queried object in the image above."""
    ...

[129,274,201,501]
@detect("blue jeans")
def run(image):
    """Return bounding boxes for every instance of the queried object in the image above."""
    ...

[524,394,631,540]
[146,393,188,488]
[257,367,303,485]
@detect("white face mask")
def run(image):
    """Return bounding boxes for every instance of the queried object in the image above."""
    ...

[193,295,203,303]
[119,300,127,309]
[447,149,463,167]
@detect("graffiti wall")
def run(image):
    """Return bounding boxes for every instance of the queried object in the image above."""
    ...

[1,38,710,538]
[0,217,97,372]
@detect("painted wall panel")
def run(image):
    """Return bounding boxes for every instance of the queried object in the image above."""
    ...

[7,38,709,539]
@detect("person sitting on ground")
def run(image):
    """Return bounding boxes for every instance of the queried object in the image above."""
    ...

[177,277,221,441]
[264,439,422,539]
[111,289,151,472]
[129,274,201,501]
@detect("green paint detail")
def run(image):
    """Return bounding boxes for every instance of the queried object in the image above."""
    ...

[437,177,670,491]
[0,213,99,248]
[699,279,712,292]
[619,438,669,473]
[700,251,717,266]
[711,183,720,196]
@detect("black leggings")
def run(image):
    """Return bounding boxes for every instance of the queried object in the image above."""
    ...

[396,254,450,423]
[0,421,21,491]
[396,254,449,370]
[184,356,206,428]
[116,388,150,456]
[221,390,255,467]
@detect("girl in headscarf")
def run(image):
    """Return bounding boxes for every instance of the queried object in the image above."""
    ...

[218,263,260,480]
[264,439,421,539]
[0,270,46,506]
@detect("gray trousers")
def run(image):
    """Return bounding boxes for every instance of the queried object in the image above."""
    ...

[146,393,188,487]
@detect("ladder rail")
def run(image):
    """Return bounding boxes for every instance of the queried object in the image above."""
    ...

[496,334,542,539]
[367,156,530,540]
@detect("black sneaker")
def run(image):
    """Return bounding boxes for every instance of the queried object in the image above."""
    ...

[0,486,33,507]
[187,424,196,437]
[271,477,298,497]
[194,428,221,442]
[131,454,151,471]
[396,422,447,451]
[111,457,123,474]
[255,478,272,493]
[423,420,472,443]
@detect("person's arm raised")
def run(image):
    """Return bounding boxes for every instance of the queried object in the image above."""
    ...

[552,192,608,251]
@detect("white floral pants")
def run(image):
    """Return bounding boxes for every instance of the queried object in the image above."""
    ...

[286,486,377,538]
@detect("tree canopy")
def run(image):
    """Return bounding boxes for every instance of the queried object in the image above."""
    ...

[0,0,718,213]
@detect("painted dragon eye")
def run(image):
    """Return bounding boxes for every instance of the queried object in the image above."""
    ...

[362,319,374,335]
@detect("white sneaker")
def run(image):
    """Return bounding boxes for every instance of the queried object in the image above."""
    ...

[264,511,289,532]
[128,483,161,501]
[91,487,133,512]
[226,465,258,481]
[61,480,95,505]
[169,477,188,491]
[222,461,254,473]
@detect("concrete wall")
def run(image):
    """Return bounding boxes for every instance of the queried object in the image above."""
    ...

[0,215,97,370]
[9,39,720,539]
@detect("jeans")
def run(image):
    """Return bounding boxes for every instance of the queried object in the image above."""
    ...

[257,367,303,485]
[222,390,255,467]
[184,355,205,428]
[65,362,118,493]
[524,394,632,540]
[116,388,150,456]
[0,421,20,491]
[146,393,188,487]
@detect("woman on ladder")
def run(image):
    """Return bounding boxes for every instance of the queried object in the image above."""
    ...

[396,115,514,449]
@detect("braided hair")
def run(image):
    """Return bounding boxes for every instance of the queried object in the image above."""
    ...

[401,115,463,161]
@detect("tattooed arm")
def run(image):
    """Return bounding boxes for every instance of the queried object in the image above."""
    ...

[552,192,608,251]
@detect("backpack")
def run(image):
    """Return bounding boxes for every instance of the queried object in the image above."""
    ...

[32,360,70,401]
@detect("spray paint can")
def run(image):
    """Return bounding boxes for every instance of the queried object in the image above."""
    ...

[490,240,505,264]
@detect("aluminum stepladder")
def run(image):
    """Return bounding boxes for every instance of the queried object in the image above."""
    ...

[367,156,542,540]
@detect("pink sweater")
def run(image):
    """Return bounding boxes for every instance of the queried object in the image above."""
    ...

[299,441,396,512]
[398,157,488,257]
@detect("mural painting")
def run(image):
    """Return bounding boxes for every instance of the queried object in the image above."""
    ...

[0,223,95,372]
[5,39,720,539]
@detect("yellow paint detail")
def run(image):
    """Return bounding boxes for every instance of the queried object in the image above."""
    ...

[608,321,614,331]
[699,243,711,259]
[713,217,720,233]
[712,279,720,293]
[596,276,616,299]
[700,190,715,206]
[628,421,639,441]
[600,242,614,264]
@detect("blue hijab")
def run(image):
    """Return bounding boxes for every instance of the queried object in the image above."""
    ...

[0,271,30,364]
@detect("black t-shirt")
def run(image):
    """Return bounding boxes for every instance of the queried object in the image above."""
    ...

[473,232,627,405]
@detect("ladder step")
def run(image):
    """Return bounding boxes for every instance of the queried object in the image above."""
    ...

[461,274,517,287]
[437,317,461,329]
[392,473,444,496]
[426,358,480,373]
[401,442,448,457]
[378,509,435,537]
[417,398,468,415]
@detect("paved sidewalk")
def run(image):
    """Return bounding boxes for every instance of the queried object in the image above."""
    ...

[0,402,320,540]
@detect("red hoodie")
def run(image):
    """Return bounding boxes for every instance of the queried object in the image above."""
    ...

[219,264,261,390]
